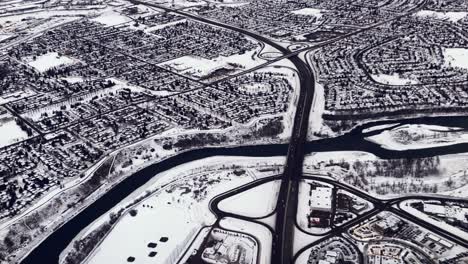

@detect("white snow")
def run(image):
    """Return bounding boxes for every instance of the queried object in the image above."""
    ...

[292,8,323,18]
[415,10,467,23]
[91,10,131,26]
[27,52,75,72]
[371,73,419,85]
[293,226,322,255]
[0,34,13,42]
[308,80,325,138]
[218,180,280,218]
[443,48,468,70]
[0,10,100,24]
[362,123,400,133]
[219,217,272,264]
[366,124,468,150]
[76,156,285,264]
[0,110,32,147]
[61,76,85,83]
[87,203,200,264]
[295,248,313,263]
[158,45,263,80]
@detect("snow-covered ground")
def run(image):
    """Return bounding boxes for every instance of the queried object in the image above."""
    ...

[291,8,323,18]
[70,156,285,264]
[0,34,14,42]
[366,124,468,150]
[295,248,313,264]
[0,110,32,148]
[293,226,323,255]
[158,46,263,80]
[87,202,200,264]
[26,52,75,72]
[308,80,326,138]
[91,10,131,26]
[219,217,272,264]
[61,76,85,83]
[362,123,400,133]
[371,73,418,85]
[415,10,467,23]
[218,180,280,218]
[443,48,468,71]
[0,9,101,24]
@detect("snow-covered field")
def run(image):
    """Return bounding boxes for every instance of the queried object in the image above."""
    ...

[61,76,85,83]
[0,110,32,148]
[415,10,467,23]
[291,8,323,18]
[366,124,468,150]
[219,217,272,264]
[87,202,200,264]
[0,9,101,24]
[443,48,468,71]
[218,180,280,218]
[91,10,131,26]
[26,52,75,72]
[371,73,418,85]
[158,46,262,80]
[73,156,285,264]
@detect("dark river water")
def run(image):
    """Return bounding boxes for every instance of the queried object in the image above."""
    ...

[20,116,468,264]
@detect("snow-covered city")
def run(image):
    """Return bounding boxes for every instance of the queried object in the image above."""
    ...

[1,0,468,263]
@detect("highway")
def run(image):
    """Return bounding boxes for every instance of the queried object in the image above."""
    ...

[129,1,316,263]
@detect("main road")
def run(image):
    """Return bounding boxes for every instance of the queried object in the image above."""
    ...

[129,1,316,263]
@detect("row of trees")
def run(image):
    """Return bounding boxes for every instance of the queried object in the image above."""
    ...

[352,156,441,178]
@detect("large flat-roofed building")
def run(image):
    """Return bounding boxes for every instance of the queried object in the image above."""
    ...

[310,186,332,212]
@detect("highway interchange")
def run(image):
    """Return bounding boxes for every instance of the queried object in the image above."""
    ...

[129,1,468,263]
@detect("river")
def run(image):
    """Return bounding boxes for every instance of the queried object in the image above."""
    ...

[20,115,468,264]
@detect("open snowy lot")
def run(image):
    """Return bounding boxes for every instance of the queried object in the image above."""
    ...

[415,10,467,23]
[91,10,132,26]
[371,73,419,85]
[0,109,33,148]
[26,52,75,72]
[158,46,263,81]
[87,202,199,264]
[218,180,280,218]
[443,48,468,71]
[291,8,323,18]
